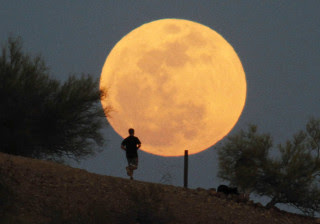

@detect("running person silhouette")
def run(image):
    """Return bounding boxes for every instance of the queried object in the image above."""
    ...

[121,128,141,180]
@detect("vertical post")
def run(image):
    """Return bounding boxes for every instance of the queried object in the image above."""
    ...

[184,150,188,188]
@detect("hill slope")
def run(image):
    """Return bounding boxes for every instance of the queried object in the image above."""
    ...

[0,152,317,224]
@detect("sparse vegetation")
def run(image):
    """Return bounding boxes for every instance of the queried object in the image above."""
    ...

[218,118,320,216]
[126,184,173,224]
[47,202,116,224]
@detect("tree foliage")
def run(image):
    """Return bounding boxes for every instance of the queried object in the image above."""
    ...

[0,37,110,160]
[218,119,320,216]
[218,125,272,193]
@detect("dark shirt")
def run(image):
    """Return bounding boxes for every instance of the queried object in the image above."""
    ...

[121,136,141,158]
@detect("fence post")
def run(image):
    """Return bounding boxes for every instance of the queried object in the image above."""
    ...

[184,150,188,188]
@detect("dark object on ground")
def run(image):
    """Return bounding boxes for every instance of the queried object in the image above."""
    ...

[217,185,239,195]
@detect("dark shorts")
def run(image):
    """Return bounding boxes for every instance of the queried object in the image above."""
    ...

[126,156,138,168]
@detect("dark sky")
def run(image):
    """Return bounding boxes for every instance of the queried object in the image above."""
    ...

[1,1,320,194]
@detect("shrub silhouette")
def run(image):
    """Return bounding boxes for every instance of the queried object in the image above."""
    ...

[0,37,110,161]
[218,119,320,216]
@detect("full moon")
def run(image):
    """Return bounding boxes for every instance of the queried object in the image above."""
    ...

[100,19,246,157]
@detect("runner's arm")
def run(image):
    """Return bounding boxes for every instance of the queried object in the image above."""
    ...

[136,138,141,149]
[121,139,126,151]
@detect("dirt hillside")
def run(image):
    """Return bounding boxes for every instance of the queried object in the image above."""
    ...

[0,152,317,224]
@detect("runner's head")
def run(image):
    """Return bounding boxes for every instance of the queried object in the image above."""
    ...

[129,128,134,136]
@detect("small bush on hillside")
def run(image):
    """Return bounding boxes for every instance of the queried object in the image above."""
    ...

[123,184,174,224]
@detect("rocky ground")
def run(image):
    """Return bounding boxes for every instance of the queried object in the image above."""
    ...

[0,152,318,224]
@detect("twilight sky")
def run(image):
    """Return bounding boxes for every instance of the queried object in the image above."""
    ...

[1,1,320,193]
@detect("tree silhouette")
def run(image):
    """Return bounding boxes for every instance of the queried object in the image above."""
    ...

[0,37,110,161]
[218,119,320,216]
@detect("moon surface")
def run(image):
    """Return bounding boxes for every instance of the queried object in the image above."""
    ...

[100,19,246,157]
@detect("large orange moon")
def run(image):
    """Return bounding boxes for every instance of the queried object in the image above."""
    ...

[100,19,246,157]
